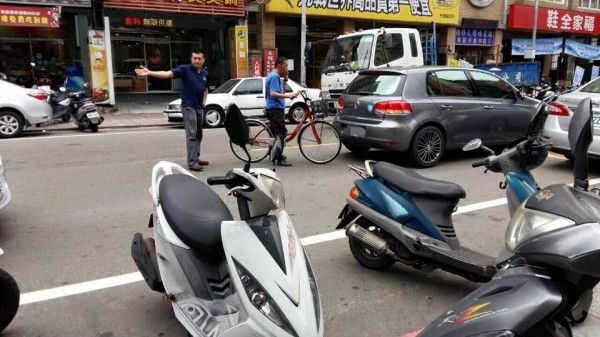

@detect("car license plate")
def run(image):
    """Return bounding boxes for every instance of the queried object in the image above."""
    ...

[341,126,366,137]
[86,111,100,119]
[593,115,600,127]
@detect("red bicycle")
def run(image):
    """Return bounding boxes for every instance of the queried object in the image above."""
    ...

[230,91,341,164]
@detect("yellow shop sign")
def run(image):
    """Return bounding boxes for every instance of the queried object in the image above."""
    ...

[266,0,459,25]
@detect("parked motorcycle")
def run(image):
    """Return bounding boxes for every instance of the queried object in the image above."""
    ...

[400,98,600,336]
[37,85,71,122]
[0,248,19,333]
[68,84,103,132]
[131,104,323,336]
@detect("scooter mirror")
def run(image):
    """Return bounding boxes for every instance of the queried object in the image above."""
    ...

[462,138,482,152]
[59,87,67,92]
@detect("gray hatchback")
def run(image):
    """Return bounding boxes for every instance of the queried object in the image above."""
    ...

[333,66,543,167]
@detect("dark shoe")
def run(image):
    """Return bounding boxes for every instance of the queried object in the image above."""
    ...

[197,160,210,166]
[277,159,292,167]
[188,163,204,171]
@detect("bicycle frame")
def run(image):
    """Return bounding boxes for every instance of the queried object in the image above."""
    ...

[283,106,321,144]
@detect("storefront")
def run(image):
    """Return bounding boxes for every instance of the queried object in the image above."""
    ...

[453,19,500,66]
[103,0,245,94]
[261,0,461,87]
[0,0,91,88]
[506,4,600,84]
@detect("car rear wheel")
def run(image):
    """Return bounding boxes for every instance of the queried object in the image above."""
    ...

[0,111,24,138]
[410,126,445,168]
[204,106,225,128]
[288,103,306,124]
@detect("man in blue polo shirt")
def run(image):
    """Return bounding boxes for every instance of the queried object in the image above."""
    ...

[135,49,209,172]
[265,57,300,167]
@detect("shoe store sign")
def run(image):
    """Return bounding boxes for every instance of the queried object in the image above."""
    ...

[1,0,90,7]
[266,0,459,25]
[0,4,59,27]
[508,4,600,35]
[104,0,244,17]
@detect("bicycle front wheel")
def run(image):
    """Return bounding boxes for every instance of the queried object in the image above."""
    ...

[230,119,274,163]
[298,120,341,164]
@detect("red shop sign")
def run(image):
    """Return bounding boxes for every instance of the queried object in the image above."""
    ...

[0,5,59,28]
[508,4,600,35]
[263,49,277,77]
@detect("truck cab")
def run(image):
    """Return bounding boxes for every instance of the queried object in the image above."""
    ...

[321,27,423,114]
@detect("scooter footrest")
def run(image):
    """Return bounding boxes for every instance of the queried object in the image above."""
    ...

[131,233,164,293]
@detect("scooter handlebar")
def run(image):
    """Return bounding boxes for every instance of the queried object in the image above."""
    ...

[472,159,487,168]
[207,174,236,186]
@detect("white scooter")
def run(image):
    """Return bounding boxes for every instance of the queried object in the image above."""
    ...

[131,104,323,337]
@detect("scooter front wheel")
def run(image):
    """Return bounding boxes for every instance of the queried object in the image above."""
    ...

[90,124,99,133]
[0,268,19,332]
[348,219,396,270]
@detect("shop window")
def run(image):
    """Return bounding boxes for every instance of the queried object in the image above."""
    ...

[429,70,473,97]
[0,41,33,87]
[113,39,146,92]
[580,0,600,9]
[544,0,565,3]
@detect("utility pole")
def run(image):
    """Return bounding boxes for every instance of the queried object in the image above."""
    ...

[529,0,539,59]
[300,0,307,85]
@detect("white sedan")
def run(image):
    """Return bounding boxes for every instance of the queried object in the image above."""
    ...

[543,78,600,160]
[163,77,321,128]
[0,79,53,138]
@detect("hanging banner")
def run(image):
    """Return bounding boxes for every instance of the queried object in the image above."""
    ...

[511,38,563,56]
[592,66,600,81]
[455,28,494,46]
[88,29,110,104]
[250,54,262,77]
[565,39,600,60]
[263,49,277,76]
[229,26,248,79]
[0,4,59,28]
[267,0,459,25]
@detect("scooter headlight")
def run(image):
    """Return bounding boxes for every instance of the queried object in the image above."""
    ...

[233,259,298,337]
[505,204,574,252]
[262,175,285,210]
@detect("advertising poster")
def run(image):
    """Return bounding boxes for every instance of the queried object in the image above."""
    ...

[573,66,585,86]
[88,29,109,104]
[250,54,262,77]
[229,26,249,78]
[263,49,277,76]
[592,66,599,81]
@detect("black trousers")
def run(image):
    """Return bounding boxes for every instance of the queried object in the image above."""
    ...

[265,108,286,161]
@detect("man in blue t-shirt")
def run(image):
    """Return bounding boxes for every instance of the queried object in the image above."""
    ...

[265,57,299,166]
[135,49,209,172]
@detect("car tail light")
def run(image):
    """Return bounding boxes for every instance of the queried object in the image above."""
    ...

[337,97,344,109]
[374,100,412,115]
[547,101,570,116]
[27,92,49,101]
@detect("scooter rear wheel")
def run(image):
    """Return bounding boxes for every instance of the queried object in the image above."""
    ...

[348,219,396,270]
[0,268,19,332]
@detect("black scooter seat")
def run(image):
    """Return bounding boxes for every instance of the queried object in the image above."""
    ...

[159,174,233,254]
[373,162,466,199]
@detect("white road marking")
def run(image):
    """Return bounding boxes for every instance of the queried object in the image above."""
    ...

[4,129,182,142]
[19,178,600,305]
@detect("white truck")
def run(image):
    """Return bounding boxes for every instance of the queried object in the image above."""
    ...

[320,27,424,114]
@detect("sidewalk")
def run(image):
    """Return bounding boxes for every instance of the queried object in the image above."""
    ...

[33,93,181,131]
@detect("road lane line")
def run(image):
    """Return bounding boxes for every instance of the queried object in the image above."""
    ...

[3,129,183,141]
[19,178,600,305]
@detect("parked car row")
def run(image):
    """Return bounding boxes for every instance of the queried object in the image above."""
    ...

[0,78,53,138]
[163,77,321,128]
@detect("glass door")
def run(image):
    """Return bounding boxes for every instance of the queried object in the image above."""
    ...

[112,36,146,93]
[145,37,171,92]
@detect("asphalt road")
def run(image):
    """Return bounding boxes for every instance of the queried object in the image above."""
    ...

[0,126,599,337]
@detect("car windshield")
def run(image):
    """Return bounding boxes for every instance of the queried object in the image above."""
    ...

[213,79,242,93]
[323,34,374,74]
[580,77,600,93]
[346,74,403,95]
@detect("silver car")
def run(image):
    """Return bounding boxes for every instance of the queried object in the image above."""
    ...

[543,78,600,160]
[0,79,53,138]
[333,66,543,167]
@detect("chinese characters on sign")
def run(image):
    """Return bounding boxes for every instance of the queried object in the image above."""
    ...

[296,0,431,16]
[0,5,59,28]
[164,0,238,5]
[124,16,174,27]
[508,4,600,35]
[250,54,262,77]
[263,49,277,77]
[1,0,91,7]
[455,29,493,46]
[229,26,248,79]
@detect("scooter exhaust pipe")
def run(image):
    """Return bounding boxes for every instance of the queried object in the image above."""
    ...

[347,223,394,257]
